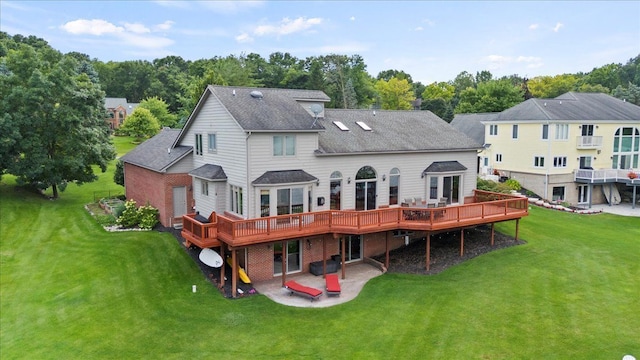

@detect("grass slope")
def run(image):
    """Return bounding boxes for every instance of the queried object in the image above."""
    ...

[1,148,639,359]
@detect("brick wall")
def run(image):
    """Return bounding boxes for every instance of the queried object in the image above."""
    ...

[123,163,193,227]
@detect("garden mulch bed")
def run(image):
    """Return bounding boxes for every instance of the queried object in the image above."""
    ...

[372,225,526,275]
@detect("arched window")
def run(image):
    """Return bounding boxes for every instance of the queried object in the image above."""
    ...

[389,168,400,205]
[612,127,640,169]
[330,171,342,210]
[355,166,377,210]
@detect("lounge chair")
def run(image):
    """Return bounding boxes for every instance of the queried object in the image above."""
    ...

[325,273,341,296]
[284,280,322,301]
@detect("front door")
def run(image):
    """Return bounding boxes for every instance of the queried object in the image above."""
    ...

[577,185,589,204]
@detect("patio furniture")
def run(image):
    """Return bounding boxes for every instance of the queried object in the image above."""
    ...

[325,273,341,296]
[284,280,323,301]
[415,197,423,205]
[309,259,340,276]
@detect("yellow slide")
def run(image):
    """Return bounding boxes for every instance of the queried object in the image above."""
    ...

[226,257,251,284]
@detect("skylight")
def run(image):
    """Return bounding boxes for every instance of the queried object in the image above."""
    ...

[333,121,349,131]
[356,121,372,131]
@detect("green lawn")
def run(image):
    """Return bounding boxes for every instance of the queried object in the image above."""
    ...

[1,161,639,359]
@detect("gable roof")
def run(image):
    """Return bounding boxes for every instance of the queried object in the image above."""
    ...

[423,161,468,173]
[252,170,317,185]
[189,164,227,181]
[316,109,481,154]
[104,97,139,115]
[451,113,498,145]
[120,128,192,172]
[491,92,640,122]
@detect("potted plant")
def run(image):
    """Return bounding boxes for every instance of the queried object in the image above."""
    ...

[628,171,638,180]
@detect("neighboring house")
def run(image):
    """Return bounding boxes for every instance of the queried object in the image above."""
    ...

[105,97,139,129]
[122,86,528,293]
[451,112,499,176]
[456,92,640,207]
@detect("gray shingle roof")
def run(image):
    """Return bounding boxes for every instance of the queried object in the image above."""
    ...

[207,86,329,131]
[252,170,318,185]
[189,164,227,181]
[451,113,498,145]
[423,161,468,173]
[104,97,139,115]
[492,92,640,122]
[120,129,192,172]
[316,109,481,154]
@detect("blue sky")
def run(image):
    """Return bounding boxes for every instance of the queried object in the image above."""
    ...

[1,1,639,84]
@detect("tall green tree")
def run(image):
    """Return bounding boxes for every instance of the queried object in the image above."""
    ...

[528,74,579,98]
[0,35,115,198]
[375,77,414,110]
[120,107,160,141]
[454,79,524,114]
[139,96,177,128]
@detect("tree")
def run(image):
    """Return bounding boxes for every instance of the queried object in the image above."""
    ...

[0,36,115,198]
[528,74,578,98]
[422,81,455,102]
[454,79,524,114]
[114,159,124,186]
[120,107,160,141]
[374,77,414,110]
[139,96,177,128]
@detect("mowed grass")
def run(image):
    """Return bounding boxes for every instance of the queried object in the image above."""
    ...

[1,153,639,359]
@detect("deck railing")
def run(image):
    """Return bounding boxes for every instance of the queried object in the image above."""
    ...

[183,190,529,248]
[574,169,639,182]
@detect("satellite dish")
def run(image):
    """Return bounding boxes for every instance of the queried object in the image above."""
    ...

[310,104,323,117]
[250,90,263,99]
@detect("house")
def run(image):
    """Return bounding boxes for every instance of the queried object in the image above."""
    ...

[450,112,499,176]
[105,97,139,130]
[454,92,640,207]
[122,86,529,296]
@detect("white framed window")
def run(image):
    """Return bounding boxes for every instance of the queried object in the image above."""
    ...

[542,124,549,140]
[579,156,592,169]
[230,185,243,215]
[553,156,567,168]
[201,181,209,196]
[534,156,545,168]
[555,124,569,140]
[195,134,203,155]
[489,124,498,136]
[552,186,565,202]
[389,168,400,206]
[512,124,518,139]
[496,153,503,162]
[273,135,296,156]
[207,133,216,152]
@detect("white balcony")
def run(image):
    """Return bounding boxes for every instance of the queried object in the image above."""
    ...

[574,168,640,183]
[576,136,603,149]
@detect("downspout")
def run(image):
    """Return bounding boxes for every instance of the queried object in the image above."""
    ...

[246,131,252,219]
[545,120,551,200]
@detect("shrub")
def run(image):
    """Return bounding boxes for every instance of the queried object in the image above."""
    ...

[112,202,126,218]
[116,200,140,228]
[138,205,159,229]
[505,179,522,191]
[477,178,513,194]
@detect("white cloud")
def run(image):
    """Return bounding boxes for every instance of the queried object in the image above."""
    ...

[529,23,539,30]
[350,16,356,21]
[553,22,564,32]
[61,19,123,35]
[124,22,150,34]
[235,33,253,43]
[422,18,435,27]
[415,26,424,31]
[154,20,174,31]
[253,17,323,36]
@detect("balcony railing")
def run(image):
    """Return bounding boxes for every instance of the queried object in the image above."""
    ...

[574,169,640,183]
[182,190,528,248]
[576,136,603,149]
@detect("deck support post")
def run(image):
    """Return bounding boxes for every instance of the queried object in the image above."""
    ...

[341,235,346,280]
[460,229,464,257]
[515,219,520,241]
[231,249,237,298]
[322,235,327,278]
[220,242,226,288]
[425,232,431,271]
[490,223,495,246]
[385,231,390,269]
[280,241,286,287]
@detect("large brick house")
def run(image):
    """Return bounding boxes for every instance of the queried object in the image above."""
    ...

[121,86,528,292]
[105,97,139,130]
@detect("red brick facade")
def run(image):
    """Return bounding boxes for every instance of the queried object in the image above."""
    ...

[124,163,194,227]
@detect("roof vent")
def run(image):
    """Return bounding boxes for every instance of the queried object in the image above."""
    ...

[250,90,263,99]
[233,89,236,96]
[559,101,562,104]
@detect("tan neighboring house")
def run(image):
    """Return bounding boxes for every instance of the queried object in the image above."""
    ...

[454,92,640,208]
[105,97,139,130]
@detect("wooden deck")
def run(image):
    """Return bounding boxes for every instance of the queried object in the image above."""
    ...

[181,190,529,249]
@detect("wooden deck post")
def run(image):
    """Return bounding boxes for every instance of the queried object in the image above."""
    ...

[490,223,495,246]
[385,231,390,269]
[515,218,520,241]
[231,249,237,298]
[426,232,431,271]
[341,235,346,280]
[220,242,226,287]
[281,241,286,287]
[322,235,327,278]
[460,229,464,257]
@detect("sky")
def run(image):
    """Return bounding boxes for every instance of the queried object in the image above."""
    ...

[1,1,639,84]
